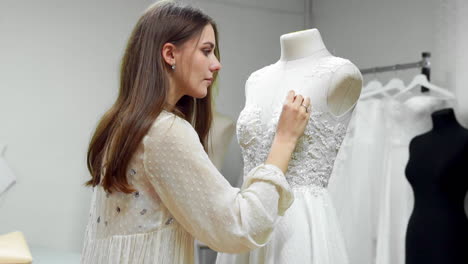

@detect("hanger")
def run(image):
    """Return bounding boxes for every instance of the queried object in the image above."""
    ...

[361,66,407,99]
[362,70,382,93]
[361,78,406,99]
[393,74,455,99]
[384,78,405,91]
[362,80,383,92]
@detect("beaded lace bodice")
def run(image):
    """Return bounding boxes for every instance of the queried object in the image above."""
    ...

[237,56,355,189]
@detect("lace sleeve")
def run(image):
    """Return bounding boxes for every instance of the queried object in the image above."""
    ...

[142,112,293,253]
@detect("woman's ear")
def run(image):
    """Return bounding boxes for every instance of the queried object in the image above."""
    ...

[162,43,176,66]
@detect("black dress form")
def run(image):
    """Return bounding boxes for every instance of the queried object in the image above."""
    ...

[405,108,468,263]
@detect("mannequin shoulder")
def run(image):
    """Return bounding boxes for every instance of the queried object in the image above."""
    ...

[244,63,277,98]
[322,58,362,94]
[246,63,276,83]
[325,57,363,113]
[322,56,362,81]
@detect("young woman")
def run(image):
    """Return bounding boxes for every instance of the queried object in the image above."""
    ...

[81,1,311,263]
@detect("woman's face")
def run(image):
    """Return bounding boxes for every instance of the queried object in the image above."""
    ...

[174,24,221,99]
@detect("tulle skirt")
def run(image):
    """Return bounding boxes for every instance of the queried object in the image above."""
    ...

[216,186,349,264]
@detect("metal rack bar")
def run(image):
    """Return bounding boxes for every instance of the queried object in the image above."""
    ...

[359,52,431,92]
[360,61,423,75]
[360,52,431,75]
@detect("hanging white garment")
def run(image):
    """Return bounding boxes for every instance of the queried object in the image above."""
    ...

[0,144,16,196]
[329,93,450,264]
[328,98,387,264]
[375,95,449,264]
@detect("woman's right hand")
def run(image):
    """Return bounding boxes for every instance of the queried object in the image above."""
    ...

[265,90,311,173]
[275,90,311,144]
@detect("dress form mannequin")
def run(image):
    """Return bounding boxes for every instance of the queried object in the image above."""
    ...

[279,29,361,115]
[405,108,468,264]
[217,28,362,264]
[246,28,362,121]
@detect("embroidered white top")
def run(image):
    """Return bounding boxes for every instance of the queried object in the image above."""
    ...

[80,111,294,264]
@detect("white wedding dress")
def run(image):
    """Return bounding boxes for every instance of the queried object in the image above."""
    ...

[217,56,358,264]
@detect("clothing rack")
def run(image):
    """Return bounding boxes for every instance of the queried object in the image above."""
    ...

[359,52,431,92]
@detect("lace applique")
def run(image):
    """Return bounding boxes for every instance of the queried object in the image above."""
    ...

[237,104,349,190]
[247,57,349,93]
[285,57,351,80]
[306,57,350,78]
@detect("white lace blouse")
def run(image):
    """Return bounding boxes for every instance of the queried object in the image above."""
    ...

[80,111,294,264]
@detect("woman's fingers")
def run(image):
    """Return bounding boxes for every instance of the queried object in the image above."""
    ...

[303,97,311,108]
[293,94,304,108]
[276,92,311,144]
[298,96,310,115]
[286,90,295,104]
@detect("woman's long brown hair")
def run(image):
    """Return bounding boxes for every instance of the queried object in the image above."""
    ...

[86,0,220,193]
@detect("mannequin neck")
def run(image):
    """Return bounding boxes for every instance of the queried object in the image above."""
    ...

[279,28,329,61]
[431,108,459,130]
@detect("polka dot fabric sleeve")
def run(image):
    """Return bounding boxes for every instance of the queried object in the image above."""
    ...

[142,112,294,253]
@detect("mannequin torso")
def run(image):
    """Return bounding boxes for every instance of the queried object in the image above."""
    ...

[405,108,468,263]
[246,28,362,121]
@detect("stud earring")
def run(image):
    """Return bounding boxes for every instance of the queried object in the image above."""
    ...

[171,64,176,70]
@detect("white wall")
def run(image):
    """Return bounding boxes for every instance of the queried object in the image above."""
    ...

[0,0,307,253]
[311,0,438,84]
[432,0,468,124]
[0,0,157,252]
